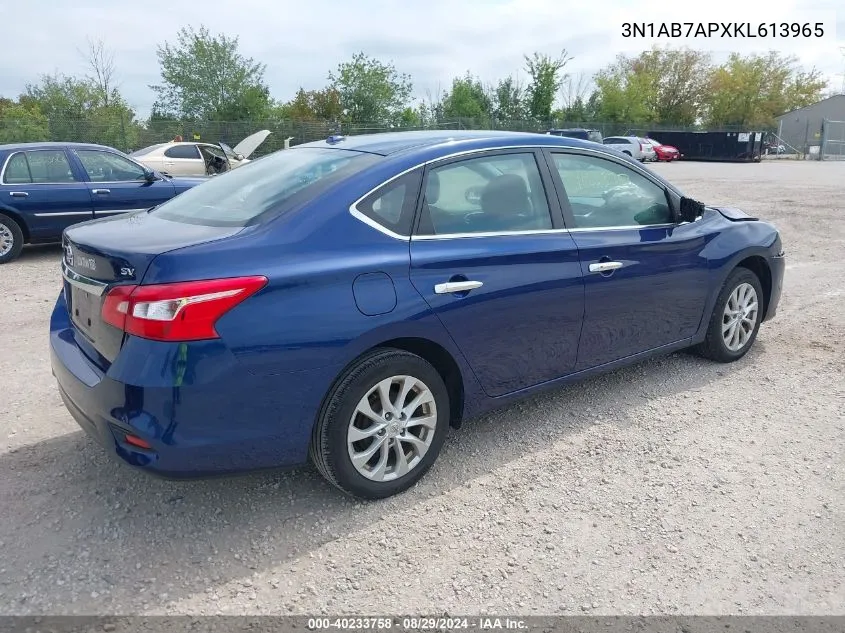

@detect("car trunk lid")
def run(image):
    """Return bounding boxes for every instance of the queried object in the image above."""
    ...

[62,211,243,367]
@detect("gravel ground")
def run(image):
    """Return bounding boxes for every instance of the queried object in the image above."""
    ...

[0,161,842,616]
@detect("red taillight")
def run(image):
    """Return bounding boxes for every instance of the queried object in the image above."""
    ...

[102,276,267,342]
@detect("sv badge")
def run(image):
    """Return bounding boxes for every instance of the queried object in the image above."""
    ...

[120,267,135,277]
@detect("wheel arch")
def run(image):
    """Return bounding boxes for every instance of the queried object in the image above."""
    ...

[734,255,772,319]
[323,336,467,429]
[0,206,30,242]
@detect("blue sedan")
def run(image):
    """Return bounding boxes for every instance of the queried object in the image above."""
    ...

[50,130,785,499]
[0,142,205,263]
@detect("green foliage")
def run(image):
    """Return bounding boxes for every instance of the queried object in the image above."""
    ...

[524,51,571,119]
[492,76,526,121]
[592,48,712,125]
[21,73,139,150]
[703,52,827,127]
[151,25,272,121]
[0,98,49,143]
[276,87,343,121]
[440,72,492,119]
[328,52,413,124]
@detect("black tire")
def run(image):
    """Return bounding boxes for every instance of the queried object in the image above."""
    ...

[694,267,764,363]
[0,213,24,264]
[309,348,450,500]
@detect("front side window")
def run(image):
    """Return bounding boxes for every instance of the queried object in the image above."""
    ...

[551,153,673,229]
[76,150,147,182]
[417,152,553,236]
[164,145,202,159]
[5,150,78,184]
[152,147,379,227]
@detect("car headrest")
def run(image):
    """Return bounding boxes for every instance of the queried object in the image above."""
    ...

[480,174,530,216]
[425,171,440,205]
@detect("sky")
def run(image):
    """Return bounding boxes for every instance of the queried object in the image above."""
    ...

[0,0,843,118]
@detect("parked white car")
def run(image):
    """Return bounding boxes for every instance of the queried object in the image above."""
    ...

[638,137,658,162]
[602,136,650,162]
[130,130,271,177]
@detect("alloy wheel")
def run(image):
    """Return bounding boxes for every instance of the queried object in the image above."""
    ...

[347,375,437,482]
[722,282,759,351]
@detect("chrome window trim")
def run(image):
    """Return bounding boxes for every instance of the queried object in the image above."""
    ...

[0,149,81,185]
[348,144,684,240]
[62,260,108,297]
[411,228,570,241]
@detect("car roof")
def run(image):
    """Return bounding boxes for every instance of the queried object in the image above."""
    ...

[0,141,116,152]
[296,129,599,157]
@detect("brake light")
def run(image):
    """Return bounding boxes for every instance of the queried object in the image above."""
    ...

[102,276,267,342]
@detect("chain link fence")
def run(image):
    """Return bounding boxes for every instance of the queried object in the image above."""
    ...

[0,114,777,156]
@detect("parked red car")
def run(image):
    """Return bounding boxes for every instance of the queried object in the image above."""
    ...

[648,139,682,162]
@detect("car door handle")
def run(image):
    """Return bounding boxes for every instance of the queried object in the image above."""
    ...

[91,189,110,195]
[9,191,28,197]
[589,261,624,273]
[434,280,483,294]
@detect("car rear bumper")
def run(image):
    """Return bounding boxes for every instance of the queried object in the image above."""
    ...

[50,293,339,478]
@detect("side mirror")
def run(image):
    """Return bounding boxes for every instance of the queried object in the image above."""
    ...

[678,196,705,223]
[143,169,158,183]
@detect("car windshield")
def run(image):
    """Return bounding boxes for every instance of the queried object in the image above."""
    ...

[151,148,379,227]
[130,144,166,157]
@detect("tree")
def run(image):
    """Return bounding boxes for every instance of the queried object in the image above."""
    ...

[439,72,492,119]
[150,25,272,120]
[492,75,526,121]
[592,55,660,124]
[277,87,343,121]
[24,73,139,150]
[81,38,117,107]
[556,72,595,121]
[0,98,49,143]
[524,51,571,120]
[328,52,413,124]
[703,52,827,127]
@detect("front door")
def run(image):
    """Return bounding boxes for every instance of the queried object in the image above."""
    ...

[409,149,585,398]
[545,150,711,370]
[71,148,176,217]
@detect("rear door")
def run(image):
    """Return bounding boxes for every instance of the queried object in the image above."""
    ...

[161,144,205,176]
[409,149,585,398]
[71,148,177,217]
[0,148,93,240]
[544,149,710,369]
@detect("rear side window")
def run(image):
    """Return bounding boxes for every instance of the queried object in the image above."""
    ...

[152,147,380,227]
[354,169,422,236]
[3,150,77,184]
[164,145,201,159]
[3,153,31,183]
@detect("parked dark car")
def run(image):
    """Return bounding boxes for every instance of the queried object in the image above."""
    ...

[51,130,785,500]
[547,128,603,143]
[0,142,205,263]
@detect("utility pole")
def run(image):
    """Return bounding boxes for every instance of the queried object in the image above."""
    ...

[839,47,845,95]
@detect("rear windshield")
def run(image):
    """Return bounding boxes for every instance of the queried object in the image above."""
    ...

[130,144,166,157]
[151,148,379,227]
